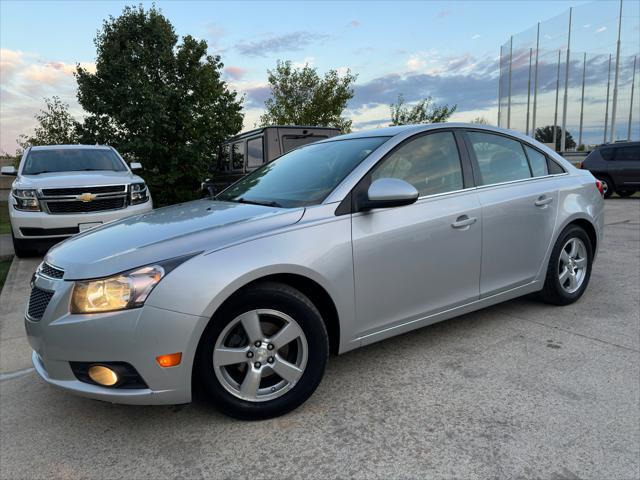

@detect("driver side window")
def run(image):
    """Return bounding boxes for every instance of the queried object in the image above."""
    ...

[372,131,464,197]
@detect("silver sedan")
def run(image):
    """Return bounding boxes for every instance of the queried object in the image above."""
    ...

[25,124,604,419]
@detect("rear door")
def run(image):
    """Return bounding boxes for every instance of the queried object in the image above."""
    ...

[608,145,640,188]
[464,130,560,297]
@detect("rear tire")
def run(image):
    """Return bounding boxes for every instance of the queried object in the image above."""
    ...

[617,190,634,198]
[539,225,593,306]
[195,282,329,420]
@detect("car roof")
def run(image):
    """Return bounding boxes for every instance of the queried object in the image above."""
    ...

[29,144,113,151]
[223,125,342,143]
[596,141,639,148]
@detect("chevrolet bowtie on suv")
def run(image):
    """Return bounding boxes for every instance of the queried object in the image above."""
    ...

[2,145,153,256]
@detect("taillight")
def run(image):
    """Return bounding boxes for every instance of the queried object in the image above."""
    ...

[595,180,605,197]
[577,161,583,169]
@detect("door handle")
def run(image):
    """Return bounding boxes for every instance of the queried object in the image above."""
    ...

[451,215,477,229]
[535,196,553,207]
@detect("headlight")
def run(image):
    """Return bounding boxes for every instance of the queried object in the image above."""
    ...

[12,189,40,211]
[130,182,149,205]
[71,265,164,313]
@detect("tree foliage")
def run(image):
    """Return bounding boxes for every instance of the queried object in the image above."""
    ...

[389,94,457,126]
[534,125,576,151]
[470,116,491,125]
[17,96,79,155]
[75,5,243,205]
[259,60,357,132]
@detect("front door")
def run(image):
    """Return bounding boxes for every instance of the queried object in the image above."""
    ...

[351,131,481,338]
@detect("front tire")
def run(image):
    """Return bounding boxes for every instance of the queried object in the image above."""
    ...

[539,225,593,306]
[195,282,329,420]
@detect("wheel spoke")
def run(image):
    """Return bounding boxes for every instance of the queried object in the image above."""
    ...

[568,273,578,290]
[214,347,249,367]
[272,356,303,384]
[575,257,587,269]
[568,239,578,258]
[269,321,303,349]
[559,267,570,284]
[239,311,263,343]
[240,367,262,396]
[560,250,571,265]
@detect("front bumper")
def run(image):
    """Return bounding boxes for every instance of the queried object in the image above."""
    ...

[10,200,153,240]
[25,273,207,405]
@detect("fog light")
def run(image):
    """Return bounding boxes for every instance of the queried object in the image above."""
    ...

[156,352,182,368]
[87,365,119,386]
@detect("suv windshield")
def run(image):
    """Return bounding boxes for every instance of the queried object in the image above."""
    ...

[22,149,127,175]
[217,137,389,208]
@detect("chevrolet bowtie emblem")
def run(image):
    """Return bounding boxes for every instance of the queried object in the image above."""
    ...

[78,193,97,202]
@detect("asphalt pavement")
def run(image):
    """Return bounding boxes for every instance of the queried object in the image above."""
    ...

[0,199,638,480]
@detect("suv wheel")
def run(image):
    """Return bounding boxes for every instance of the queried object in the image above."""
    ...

[617,190,634,198]
[594,175,613,198]
[196,282,329,419]
[539,225,593,306]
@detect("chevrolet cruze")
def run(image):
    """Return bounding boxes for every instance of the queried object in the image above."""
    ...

[25,124,604,419]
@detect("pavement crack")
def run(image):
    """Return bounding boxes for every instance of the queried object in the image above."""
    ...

[497,309,640,353]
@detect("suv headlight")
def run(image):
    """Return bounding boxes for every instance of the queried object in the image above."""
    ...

[130,182,149,205]
[71,265,164,313]
[12,189,40,211]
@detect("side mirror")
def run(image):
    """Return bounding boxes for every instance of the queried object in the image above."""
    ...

[130,162,142,170]
[1,166,17,176]
[360,178,419,211]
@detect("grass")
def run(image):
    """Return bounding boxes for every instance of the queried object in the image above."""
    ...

[0,258,11,294]
[0,201,9,235]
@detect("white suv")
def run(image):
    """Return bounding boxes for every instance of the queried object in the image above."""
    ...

[2,145,153,257]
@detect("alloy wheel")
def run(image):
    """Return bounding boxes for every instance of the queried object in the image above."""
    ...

[558,237,588,294]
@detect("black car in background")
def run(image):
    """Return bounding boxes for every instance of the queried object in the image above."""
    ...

[580,141,640,198]
[202,126,341,195]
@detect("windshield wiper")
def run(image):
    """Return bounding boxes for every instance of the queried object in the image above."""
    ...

[235,197,282,208]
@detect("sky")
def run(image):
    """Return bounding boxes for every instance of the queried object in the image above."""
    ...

[1,0,633,154]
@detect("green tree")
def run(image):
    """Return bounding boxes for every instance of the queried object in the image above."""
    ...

[259,60,357,132]
[17,96,79,155]
[534,125,576,151]
[470,116,491,125]
[389,94,457,126]
[75,5,243,205]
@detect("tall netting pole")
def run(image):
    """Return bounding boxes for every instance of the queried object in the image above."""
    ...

[561,7,572,152]
[508,36,513,129]
[498,45,503,127]
[553,50,561,151]
[532,22,540,137]
[604,54,612,143]
[579,52,587,147]
[526,48,532,136]
[628,56,637,141]
[610,0,623,142]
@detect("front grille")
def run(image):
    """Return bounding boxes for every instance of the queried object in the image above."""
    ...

[40,263,64,279]
[46,197,126,214]
[28,287,54,320]
[42,185,126,196]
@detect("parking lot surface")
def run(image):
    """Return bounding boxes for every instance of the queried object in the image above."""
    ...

[1,199,638,480]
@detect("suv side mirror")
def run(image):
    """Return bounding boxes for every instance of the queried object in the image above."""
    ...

[1,166,17,176]
[130,162,142,170]
[360,178,419,211]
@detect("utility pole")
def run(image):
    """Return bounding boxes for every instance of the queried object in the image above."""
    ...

[560,7,572,152]
[526,48,532,136]
[532,22,540,137]
[610,0,623,142]
[628,56,637,141]
[578,52,587,148]
[604,54,612,143]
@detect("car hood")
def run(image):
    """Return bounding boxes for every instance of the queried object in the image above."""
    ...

[16,170,144,188]
[46,199,305,280]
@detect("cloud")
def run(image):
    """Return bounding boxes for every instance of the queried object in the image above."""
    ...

[595,26,607,33]
[224,65,247,80]
[293,56,315,69]
[235,32,329,57]
[471,34,481,40]
[347,20,360,28]
[206,23,225,48]
[242,84,271,108]
[437,10,452,18]
[0,49,92,154]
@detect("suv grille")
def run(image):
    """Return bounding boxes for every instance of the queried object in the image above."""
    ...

[42,185,126,196]
[28,287,54,320]
[40,263,64,279]
[47,197,126,213]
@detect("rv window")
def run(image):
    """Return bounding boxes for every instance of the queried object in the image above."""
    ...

[218,144,231,171]
[282,135,328,153]
[246,137,264,169]
[232,142,245,171]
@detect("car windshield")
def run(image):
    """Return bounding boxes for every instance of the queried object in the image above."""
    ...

[22,149,127,175]
[216,137,390,208]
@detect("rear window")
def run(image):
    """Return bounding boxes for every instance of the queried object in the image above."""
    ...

[22,149,127,175]
[282,135,328,153]
[467,131,532,185]
[524,145,548,177]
